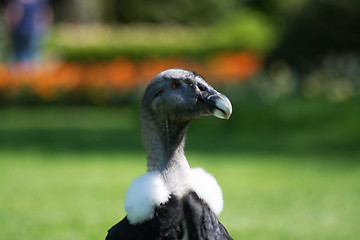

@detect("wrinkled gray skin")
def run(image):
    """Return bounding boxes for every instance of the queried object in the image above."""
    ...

[140,69,232,195]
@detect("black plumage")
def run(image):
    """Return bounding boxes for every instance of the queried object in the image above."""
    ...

[106,192,232,240]
[106,69,233,240]
[107,195,184,240]
[183,192,232,240]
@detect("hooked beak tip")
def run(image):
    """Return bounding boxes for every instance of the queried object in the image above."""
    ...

[211,94,232,119]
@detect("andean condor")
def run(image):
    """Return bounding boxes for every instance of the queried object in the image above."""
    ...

[106,69,233,240]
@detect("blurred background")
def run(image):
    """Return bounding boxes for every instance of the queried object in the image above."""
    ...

[0,0,359,239]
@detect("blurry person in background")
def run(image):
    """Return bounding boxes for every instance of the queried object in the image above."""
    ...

[3,0,53,70]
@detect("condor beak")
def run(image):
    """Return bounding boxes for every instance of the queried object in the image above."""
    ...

[198,91,232,119]
[206,93,232,119]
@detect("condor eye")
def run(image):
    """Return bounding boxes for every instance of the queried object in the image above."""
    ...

[172,80,181,89]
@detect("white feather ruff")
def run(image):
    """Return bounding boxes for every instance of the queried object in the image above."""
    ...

[124,171,170,224]
[124,168,223,224]
[189,168,223,216]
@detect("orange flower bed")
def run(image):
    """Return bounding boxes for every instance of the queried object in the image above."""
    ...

[0,51,262,102]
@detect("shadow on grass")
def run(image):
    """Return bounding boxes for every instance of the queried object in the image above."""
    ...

[0,128,144,154]
[0,126,359,158]
[0,96,359,158]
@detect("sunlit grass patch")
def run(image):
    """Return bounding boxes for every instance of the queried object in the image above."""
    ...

[1,151,359,240]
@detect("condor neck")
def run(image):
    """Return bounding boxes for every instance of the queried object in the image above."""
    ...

[141,114,191,194]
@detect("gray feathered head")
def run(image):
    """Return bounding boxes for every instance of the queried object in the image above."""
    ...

[141,69,232,124]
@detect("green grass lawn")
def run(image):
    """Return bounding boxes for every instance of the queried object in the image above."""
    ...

[0,97,359,239]
[1,152,359,240]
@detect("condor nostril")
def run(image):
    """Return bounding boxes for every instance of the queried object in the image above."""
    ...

[197,84,206,92]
